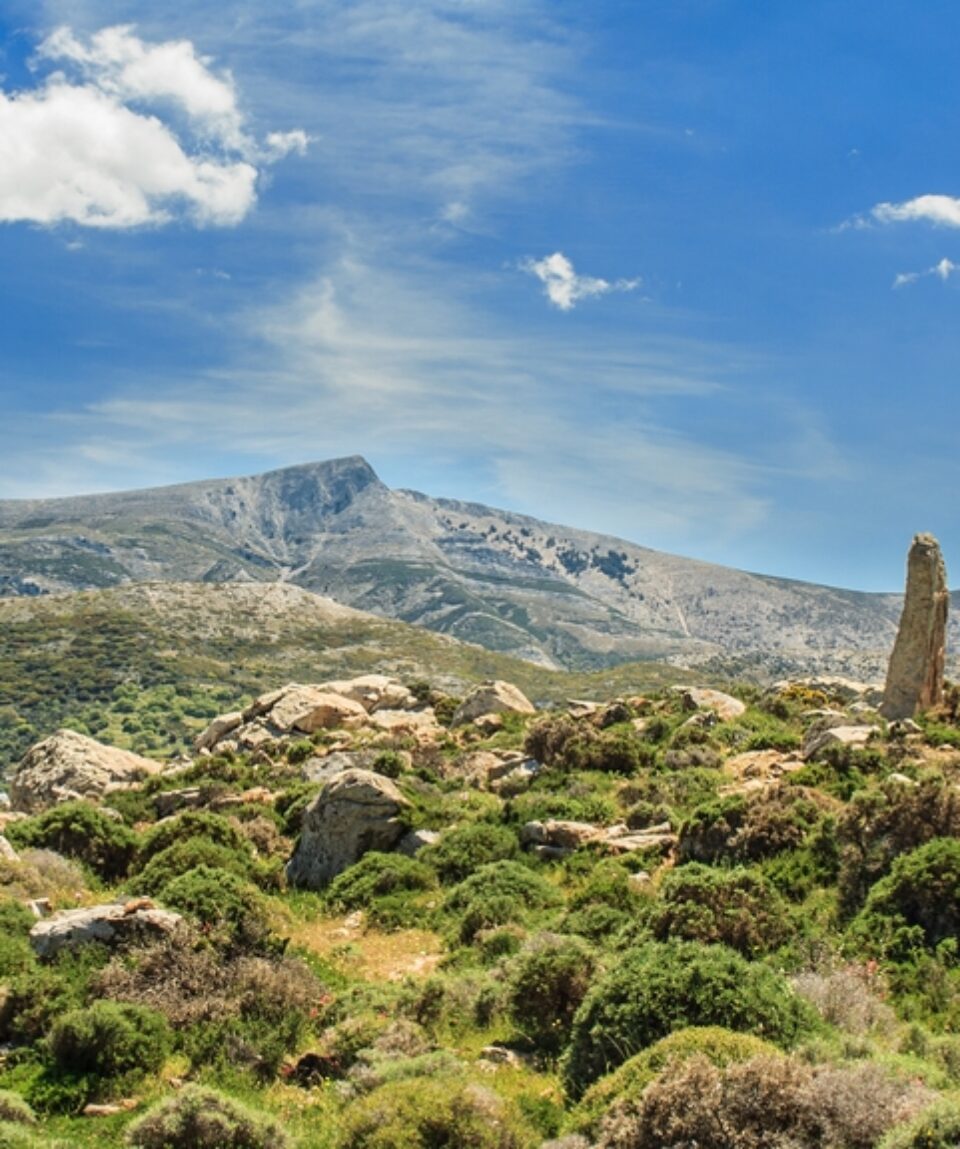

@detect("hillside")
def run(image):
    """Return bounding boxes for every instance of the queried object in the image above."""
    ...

[0,581,689,769]
[0,456,940,678]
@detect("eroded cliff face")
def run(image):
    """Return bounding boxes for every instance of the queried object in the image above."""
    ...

[881,533,949,720]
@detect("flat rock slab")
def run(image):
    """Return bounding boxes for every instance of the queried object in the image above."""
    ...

[30,900,182,960]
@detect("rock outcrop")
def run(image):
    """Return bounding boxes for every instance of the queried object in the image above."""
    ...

[451,681,536,727]
[30,899,182,959]
[675,687,746,722]
[286,769,411,888]
[9,730,163,813]
[195,676,429,755]
[881,534,949,720]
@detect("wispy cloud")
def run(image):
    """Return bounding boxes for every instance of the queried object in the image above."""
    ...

[0,24,306,229]
[522,251,640,310]
[893,257,959,289]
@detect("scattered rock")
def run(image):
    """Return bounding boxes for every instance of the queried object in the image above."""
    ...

[882,533,949,720]
[30,899,182,959]
[451,681,536,727]
[82,1100,139,1117]
[675,687,746,721]
[9,730,163,814]
[267,686,369,734]
[286,769,411,888]
[521,818,676,859]
[0,835,18,863]
[724,750,806,787]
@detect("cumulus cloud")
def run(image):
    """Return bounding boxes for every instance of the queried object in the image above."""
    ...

[522,251,640,311]
[893,257,960,289]
[872,194,960,228]
[0,24,307,229]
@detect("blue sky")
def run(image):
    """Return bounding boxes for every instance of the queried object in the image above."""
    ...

[1,1,958,591]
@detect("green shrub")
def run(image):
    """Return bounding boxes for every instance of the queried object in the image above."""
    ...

[852,838,960,957]
[422,823,520,884]
[507,934,596,1053]
[0,1094,34,1127]
[125,1085,288,1149]
[572,1027,779,1136]
[443,860,561,943]
[339,1076,538,1148]
[648,864,790,956]
[326,853,438,911]
[6,802,138,881]
[138,810,249,865]
[838,777,960,916]
[878,1099,960,1149]
[49,1000,170,1079]
[561,940,816,1097]
[679,786,824,866]
[157,865,269,948]
[0,902,39,978]
[129,837,255,896]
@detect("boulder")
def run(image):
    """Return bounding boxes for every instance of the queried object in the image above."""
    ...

[803,724,877,761]
[396,828,441,857]
[30,899,182,959]
[9,730,163,814]
[194,710,243,752]
[451,681,536,727]
[882,533,950,720]
[266,686,369,733]
[675,687,746,721]
[286,769,411,888]
[318,675,418,713]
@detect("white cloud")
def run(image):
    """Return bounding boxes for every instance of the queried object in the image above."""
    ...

[872,194,960,228]
[522,251,640,311]
[892,257,959,289]
[0,24,306,229]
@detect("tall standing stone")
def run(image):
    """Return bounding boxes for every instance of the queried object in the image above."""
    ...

[881,533,949,720]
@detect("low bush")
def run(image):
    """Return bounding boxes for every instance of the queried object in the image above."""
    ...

[878,1099,960,1149]
[326,853,438,911]
[837,776,960,915]
[572,1027,779,1137]
[561,940,817,1097]
[338,1076,538,1149]
[157,865,270,949]
[137,810,249,866]
[507,934,597,1053]
[6,802,138,881]
[0,1094,34,1127]
[49,1000,170,1079]
[679,786,825,866]
[443,860,561,943]
[128,837,256,896]
[851,837,960,957]
[422,823,520,884]
[648,863,790,956]
[125,1085,288,1149]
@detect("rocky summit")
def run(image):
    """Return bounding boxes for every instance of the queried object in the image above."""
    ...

[1,456,955,679]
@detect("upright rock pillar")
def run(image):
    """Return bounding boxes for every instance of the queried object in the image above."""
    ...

[881,533,949,720]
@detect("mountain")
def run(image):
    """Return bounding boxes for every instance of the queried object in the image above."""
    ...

[0,455,946,677]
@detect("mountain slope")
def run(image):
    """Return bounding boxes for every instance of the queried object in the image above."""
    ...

[0,455,941,676]
[0,581,688,768]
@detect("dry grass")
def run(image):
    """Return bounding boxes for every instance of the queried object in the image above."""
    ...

[287,914,443,982]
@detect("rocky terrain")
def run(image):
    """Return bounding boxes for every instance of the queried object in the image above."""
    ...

[0,664,959,1147]
[2,456,951,678]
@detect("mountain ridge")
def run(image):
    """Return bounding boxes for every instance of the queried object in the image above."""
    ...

[0,455,951,678]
